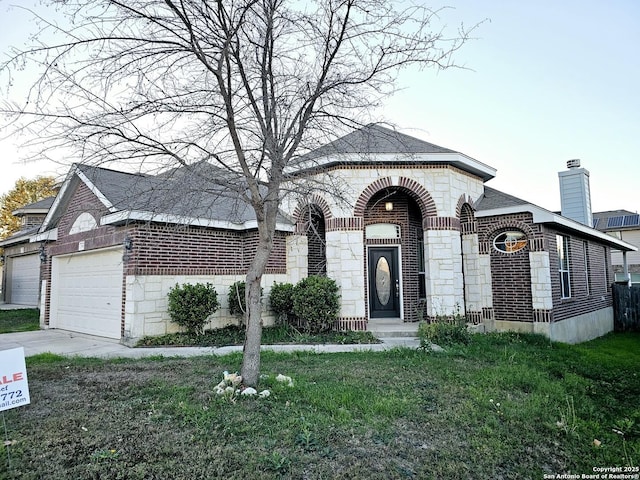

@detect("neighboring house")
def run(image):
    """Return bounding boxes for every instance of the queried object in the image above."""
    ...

[20,125,636,344]
[0,197,55,305]
[592,210,640,284]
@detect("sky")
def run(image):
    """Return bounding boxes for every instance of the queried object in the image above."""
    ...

[0,0,638,214]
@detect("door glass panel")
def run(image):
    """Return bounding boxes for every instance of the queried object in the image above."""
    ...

[375,256,391,306]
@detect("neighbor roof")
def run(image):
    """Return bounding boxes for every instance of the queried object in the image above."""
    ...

[592,210,639,231]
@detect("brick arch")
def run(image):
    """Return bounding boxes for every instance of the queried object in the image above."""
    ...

[455,194,476,218]
[482,220,536,243]
[293,194,332,234]
[354,176,437,219]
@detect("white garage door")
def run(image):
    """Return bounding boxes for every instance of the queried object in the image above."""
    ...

[10,254,40,305]
[50,248,123,339]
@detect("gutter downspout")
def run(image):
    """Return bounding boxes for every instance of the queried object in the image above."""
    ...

[622,251,630,286]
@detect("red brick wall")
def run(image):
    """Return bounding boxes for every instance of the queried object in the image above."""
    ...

[546,229,611,322]
[478,211,613,324]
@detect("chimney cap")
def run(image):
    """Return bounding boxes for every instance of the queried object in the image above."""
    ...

[567,159,581,169]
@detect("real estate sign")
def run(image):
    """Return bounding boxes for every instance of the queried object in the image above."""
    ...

[0,347,31,412]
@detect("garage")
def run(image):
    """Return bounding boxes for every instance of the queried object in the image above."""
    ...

[50,248,124,339]
[8,254,41,305]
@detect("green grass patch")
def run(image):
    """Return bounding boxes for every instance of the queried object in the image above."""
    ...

[0,308,40,333]
[1,332,639,479]
[136,323,380,347]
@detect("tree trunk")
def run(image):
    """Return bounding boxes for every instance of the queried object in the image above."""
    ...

[241,204,277,387]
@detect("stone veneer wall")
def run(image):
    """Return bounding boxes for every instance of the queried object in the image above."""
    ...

[123,273,286,342]
[283,165,487,327]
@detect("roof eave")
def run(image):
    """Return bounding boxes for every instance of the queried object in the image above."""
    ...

[287,152,496,181]
[476,204,638,252]
[100,210,295,232]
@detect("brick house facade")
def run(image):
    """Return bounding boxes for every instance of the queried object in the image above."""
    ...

[18,124,636,343]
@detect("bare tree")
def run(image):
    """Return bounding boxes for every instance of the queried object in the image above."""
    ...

[1,0,476,386]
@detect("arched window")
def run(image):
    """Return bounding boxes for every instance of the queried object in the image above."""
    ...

[305,205,326,276]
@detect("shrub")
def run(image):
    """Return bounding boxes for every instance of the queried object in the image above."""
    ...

[269,282,295,324]
[228,281,247,317]
[418,317,471,350]
[167,283,219,336]
[228,281,263,325]
[292,276,340,334]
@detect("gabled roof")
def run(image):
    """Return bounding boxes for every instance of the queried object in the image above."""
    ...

[290,124,497,181]
[475,187,637,252]
[38,162,294,235]
[11,197,55,216]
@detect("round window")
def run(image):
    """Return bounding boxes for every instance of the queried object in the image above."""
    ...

[493,231,527,253]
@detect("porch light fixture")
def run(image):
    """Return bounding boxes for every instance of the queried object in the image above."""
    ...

[124,236,133,251]
[385,202,394,211]
[39,245,47,263]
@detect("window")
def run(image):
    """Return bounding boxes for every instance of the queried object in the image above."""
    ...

[583,241,590,296]
[366,223,401,239]
[417,233,426,299]
[557,235,571,298]
[493,231,527,253]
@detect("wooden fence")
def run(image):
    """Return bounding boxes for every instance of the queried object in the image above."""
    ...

[612,283,640,332]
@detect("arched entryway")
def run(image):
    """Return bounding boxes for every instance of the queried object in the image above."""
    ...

[363,188,425,322]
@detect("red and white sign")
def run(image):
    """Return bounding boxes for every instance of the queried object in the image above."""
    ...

[0,347,31,412]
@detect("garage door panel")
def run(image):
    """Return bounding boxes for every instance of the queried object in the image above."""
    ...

[51,249,123,339]
[10,254,40,305]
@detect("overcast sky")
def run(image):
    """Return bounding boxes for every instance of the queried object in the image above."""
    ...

[1,0,638,215]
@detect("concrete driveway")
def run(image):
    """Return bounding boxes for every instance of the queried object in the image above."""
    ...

[0,329,419,359]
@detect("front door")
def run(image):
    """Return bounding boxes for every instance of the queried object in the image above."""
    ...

[368,247,400,318]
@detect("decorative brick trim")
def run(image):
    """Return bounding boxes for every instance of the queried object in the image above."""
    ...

[482,307,495,320]
[481,220,535,243]
[125,267,286,276]
[366,238,401,245]
[533,309,553,323]
[455,195,476,217]
[528,237,546,252]
[466,311,483,325]
[461,221,478,235]
[292,194,333,222]
[479,242,491,255]
[334,317,368,331]
[326,217,363,232]
[423,216,460,231]
[353,176,437,219]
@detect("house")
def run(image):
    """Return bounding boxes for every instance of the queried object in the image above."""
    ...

[0,197,55,305]
[592,210,640,285]
[23,124,636,344]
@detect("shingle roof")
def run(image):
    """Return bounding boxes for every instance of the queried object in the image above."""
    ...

[76,163,285,226]
[300,123,458,161]
[475,186,530,211]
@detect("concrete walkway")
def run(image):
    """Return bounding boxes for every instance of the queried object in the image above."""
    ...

[0,329,420,359]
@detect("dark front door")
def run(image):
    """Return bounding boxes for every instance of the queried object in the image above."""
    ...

[368,247,400,318]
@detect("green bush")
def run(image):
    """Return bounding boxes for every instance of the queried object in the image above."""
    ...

[167,283,219,336]
[269,282,295,324]
[228,281,246,317]
[418,318,471,350]
[292,276,340,334]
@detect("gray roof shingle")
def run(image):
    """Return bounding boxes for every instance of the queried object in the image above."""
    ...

[299,123,458,161]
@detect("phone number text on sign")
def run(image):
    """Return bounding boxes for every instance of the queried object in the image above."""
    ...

[0,347,31,412]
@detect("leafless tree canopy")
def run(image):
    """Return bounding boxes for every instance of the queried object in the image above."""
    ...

[1,0,476,385]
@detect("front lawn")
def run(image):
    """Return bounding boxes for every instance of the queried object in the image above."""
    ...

[0,308,40,334]
[1,332,639,479]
